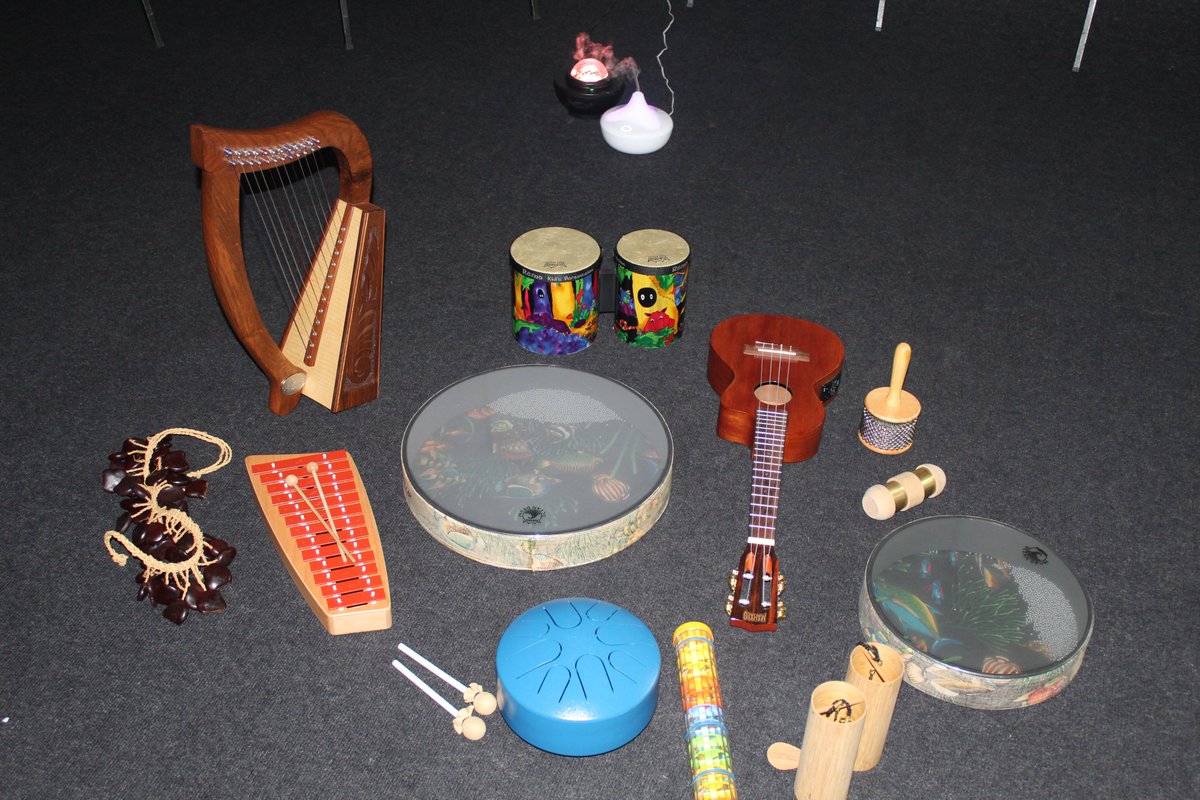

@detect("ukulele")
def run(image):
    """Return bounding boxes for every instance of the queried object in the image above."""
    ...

[707,314,845,631]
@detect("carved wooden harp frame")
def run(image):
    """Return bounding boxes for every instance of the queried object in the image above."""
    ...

[190,110,385,416]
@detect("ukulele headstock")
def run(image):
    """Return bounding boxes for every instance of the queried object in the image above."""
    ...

[726,543,786,632]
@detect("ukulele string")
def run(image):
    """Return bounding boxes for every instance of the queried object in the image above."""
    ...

[768,342,787,561]
[764,343,775,570]
[765,342,792,605]
[755,343,770,574]
[752,340,785,602]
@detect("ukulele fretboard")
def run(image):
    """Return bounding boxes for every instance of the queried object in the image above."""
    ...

[747,408,788,545]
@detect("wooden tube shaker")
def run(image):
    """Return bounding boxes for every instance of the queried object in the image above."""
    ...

[793,681,866,800]
[844,643,904,771]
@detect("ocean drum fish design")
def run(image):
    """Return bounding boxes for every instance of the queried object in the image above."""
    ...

[870,550,1055,672]
[872,582,942,648]
[414,406,663,525]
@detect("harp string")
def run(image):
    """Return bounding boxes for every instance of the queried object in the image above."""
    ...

[238,142,338,348]
[242,166,305,320]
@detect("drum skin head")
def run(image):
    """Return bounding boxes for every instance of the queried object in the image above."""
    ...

[402,365,673,570]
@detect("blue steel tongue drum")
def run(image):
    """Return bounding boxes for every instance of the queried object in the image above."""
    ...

[401,365,673,570]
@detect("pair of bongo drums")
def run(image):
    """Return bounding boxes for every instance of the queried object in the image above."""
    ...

[511,226,689,355]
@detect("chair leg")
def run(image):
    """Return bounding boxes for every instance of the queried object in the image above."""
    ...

[1072,0,1098,71]
[876,0,886,32]
[340,0,354,49]
[141,0,165,47]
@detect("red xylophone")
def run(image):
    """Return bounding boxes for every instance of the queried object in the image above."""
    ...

[246,451,392,635]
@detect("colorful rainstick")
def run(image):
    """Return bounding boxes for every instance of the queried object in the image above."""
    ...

[614,229,689,348]
[673,622,737,800]
[511,227,601,355]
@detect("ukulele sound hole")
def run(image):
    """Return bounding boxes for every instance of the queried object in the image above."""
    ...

[754,383,793,407]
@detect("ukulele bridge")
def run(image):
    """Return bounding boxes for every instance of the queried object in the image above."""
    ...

[743,342,810,362]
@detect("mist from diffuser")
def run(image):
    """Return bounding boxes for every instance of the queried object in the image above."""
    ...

[600,91,673,155]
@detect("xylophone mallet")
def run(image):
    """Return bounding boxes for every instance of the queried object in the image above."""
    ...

[283,472,356,563]
[390,659,487,741]
[397,642,497,715]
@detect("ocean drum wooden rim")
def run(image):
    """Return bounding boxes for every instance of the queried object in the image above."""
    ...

[859,515,1093,710]
[402,365,673,570]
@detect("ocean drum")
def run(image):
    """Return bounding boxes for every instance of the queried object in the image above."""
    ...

[401,365,673,570]
[860,515,1093,710]
[511,227,602,355]
[614,229,689,348]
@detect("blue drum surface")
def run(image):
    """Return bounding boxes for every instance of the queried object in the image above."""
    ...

[495,598,660,756]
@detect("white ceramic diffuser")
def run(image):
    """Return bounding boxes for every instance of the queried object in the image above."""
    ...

[600,91,673,155]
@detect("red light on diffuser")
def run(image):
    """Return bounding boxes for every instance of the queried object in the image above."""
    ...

[570,58,610,84]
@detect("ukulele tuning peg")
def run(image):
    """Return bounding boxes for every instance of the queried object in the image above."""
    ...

[776,600,787,620]
[729,570,738,590]
[725,597,734,616]
[777,572,787,595]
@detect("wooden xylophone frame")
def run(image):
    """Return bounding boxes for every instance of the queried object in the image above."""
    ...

[246,451,391,635]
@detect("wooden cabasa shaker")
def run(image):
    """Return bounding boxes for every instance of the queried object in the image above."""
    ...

[858,342,921,455]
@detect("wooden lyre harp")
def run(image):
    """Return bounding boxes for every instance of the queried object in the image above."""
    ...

[190,110,385,416]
